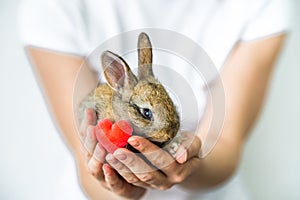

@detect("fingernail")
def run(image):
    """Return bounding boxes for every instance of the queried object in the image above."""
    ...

[103,164,112,176]
[85,108,96,122]
[85,109,91,119]
[114,149,127,160]
[128,137,139,147]
[177,152,187,164]
[106,154,117,164]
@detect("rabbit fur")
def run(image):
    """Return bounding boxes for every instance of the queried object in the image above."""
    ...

[79,32,181,151]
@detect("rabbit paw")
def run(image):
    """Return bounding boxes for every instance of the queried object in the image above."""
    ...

[163,132,185,156]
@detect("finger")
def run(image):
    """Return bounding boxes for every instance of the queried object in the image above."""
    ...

[103,164,124,191]
[87,146,105,180]
[128,136,200,186]
[175,133,202,164]
[103,164,146,198]
[93,143,106,163]
[87,157,104,180]
[106,153,149,188]
[79,108,97,140]
[83,126,98,156]
[112,148,167,188]
[128,136,176,172]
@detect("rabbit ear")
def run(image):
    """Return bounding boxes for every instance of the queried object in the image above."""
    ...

[101,51,137,91]
[138,32,154,80]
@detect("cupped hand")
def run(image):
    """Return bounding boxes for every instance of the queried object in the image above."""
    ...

[79,108,146,199]
[106,132,202,190]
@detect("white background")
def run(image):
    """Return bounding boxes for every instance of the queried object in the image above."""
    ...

[0,0,299,199]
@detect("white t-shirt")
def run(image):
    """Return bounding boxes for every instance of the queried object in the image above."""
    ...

[19,0,291,199]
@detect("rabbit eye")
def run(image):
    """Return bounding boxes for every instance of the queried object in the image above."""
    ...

[140,108,152,120]
[130,103,153,121]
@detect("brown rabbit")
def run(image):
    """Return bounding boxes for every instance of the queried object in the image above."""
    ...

[80,32,180,148]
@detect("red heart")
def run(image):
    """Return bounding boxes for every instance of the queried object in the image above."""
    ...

[95,119,133,153]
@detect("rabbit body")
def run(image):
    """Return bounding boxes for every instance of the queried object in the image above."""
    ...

[80,33,180,146]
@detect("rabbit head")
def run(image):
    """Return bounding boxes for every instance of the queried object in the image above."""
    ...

[101,33,180,145]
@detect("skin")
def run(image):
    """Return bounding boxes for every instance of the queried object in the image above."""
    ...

[26,33,286,200]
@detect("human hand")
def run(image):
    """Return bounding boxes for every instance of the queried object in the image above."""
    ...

[79,108,146,199]
[105,132,202,190]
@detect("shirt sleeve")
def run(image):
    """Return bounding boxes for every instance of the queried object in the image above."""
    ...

[241,0,293,41]
[18,0,87,55]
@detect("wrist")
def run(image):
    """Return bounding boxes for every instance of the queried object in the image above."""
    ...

[179,136,242,191]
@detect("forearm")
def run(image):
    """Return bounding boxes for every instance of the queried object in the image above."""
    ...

[179,133,243,190]
[179,34,286,191]
[27,48,84,157]
[27,47,127,199]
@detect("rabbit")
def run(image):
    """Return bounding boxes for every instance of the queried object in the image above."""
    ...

[79,32,181,151]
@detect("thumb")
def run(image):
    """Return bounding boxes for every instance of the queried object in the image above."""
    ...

[175,132,202,164]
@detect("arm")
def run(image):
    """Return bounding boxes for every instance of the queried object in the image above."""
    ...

[26,32,286,196]
[183,34,287,189]
[26,47,145,199]
[101,34,287,191]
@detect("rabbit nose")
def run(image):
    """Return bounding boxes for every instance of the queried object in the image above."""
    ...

[148,130,172,143]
